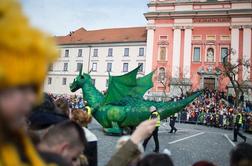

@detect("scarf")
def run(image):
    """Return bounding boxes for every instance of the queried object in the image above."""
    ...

[0,131,56,166]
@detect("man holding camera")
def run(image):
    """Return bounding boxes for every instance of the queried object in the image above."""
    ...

[143,106,160,153]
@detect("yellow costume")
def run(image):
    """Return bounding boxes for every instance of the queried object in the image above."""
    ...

[0,131,56,166]
[85,106,92,116]
[0,0,58,99]
[0,0,58,165]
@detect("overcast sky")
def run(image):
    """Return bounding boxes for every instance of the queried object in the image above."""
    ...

[20,0,148,36]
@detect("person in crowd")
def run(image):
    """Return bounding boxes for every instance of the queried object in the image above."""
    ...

[71,109,97,166]
[38,121,87,165]
[143,106,160,153]
[77,97,84,109]
[85,103,92,117]
[136,153,174,166]
[55,97,70,118]
[106,119,157,166]
[0,0,58,165]
[233,109,247,142]
[169,114,178,133]
[230,143,252,166]
[27,94,68,145]
[116,136,144,166]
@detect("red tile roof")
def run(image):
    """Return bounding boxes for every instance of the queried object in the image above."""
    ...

[55,27,147,45]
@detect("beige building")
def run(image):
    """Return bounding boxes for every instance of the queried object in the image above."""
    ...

[44,27,148,95]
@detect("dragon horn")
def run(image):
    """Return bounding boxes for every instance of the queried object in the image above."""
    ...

[79,64,83,76]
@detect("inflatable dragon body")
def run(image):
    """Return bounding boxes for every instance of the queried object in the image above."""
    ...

[70,66,201,134]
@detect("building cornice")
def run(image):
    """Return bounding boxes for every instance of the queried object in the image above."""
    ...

[230,25,242,29]
[146,24,156,30]
[147,0,251,7]
[144,9,252,19]
[243,25,252,29]
[172,25,193,29]
[230,25,252,29]
[57,41,146,48]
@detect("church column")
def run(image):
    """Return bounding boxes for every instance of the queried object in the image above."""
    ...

[172,26,181,78]
[145,24,155,74]
[242,25,252,80]
[183,26,192,79]
[231,25,240,64]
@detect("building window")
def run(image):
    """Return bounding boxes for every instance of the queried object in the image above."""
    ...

[192,35,202,41]
[77,63,83,72]
[65,49,69,57]
[206,35,216,41]
[108,48,113,57]
[124,48,129,57]
[63,63,68,71]
[138,63,144,72]
[220,35,230,41]
[107,63,112,72]
[48,77,52,85]
[206,47,214,62]
[193,47,200,62]
[91,79,96,86]
[48,64,53,71]
[139,48,144,56]
[158,67,166,82]
[93,49,98,57]
[221,47,228,63]
[159,35,168,40]
[106,79,109,87]
[159,47,166,61]
[78,49,82,57]
[62,77,67,85]
[92,63,97,72]
[123,63,128,72]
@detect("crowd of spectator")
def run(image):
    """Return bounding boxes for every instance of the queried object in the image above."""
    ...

[175,90,252,132]
[49,94,86,109]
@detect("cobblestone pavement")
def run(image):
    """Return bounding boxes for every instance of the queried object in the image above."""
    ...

[88,120,252,166]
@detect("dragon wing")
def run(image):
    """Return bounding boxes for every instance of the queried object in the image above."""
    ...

[128,70,154,97]
[102,66,141,104]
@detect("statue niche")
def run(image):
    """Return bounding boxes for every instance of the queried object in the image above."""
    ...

[206,47,214,62]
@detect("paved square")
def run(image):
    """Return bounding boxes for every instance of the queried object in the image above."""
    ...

[89,120,252,166]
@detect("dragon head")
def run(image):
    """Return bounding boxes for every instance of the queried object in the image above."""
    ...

[70,65,92,92]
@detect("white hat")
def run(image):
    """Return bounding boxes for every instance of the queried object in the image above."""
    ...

[150,106,157,112]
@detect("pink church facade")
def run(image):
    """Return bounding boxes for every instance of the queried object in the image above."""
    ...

[144,0,252,97]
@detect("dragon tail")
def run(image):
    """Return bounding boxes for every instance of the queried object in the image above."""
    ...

[158,91,202,120]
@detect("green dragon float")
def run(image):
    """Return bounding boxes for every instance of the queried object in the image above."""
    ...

[70,65,201,135]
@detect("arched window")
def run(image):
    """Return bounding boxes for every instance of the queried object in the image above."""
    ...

[158,67,166,82]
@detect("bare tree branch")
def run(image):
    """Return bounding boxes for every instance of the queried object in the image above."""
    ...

[221,48,250,106]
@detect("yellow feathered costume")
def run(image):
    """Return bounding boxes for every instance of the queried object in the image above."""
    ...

[0,0,58,165]
[0,0,58,95]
